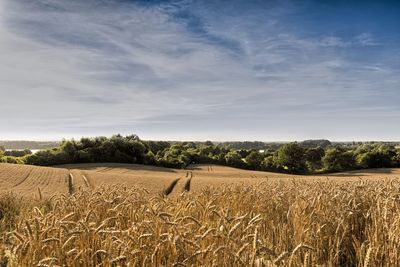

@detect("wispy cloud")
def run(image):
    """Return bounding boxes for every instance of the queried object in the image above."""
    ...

[0,0,399,140]
[319,36,351,47]
[355,33,377,46]
[319,33,377,48]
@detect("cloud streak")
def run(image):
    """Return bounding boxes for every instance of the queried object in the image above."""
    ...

[0,0,399,141]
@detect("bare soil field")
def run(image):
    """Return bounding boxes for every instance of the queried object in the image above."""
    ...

[0,163,399,197]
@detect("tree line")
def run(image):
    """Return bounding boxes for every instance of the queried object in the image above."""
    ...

[1,135,399,174]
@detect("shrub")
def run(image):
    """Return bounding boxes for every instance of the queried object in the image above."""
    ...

[0,156,25,164]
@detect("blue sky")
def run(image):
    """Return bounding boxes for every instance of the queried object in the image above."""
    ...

[0,0,399,141]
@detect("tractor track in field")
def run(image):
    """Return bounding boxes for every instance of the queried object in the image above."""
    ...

[1,163,400,197]
[13,168,34,187]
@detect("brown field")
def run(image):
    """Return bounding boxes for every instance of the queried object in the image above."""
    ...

[0,163,400,266]
[0,163,399,197]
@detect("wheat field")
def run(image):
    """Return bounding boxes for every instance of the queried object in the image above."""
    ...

[1,163,399,197]
[0,163,399,266]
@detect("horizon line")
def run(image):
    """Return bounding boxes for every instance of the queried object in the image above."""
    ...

[1,137,399,143]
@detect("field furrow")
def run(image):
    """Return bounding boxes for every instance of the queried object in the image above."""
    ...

[1,163,400,197]
[12,168,34,187]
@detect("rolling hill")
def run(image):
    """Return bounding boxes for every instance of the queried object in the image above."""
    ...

[1,163,399,197]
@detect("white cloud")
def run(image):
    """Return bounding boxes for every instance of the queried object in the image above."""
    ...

[0,1,241,124]
[0,0,398,140]
[319,33,377,48]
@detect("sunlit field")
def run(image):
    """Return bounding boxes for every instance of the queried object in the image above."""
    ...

[0,163,399,266]
[2,0,399,265]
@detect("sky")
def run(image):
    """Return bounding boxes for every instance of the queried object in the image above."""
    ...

[0,0,399,141]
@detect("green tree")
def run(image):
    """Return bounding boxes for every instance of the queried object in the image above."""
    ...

[144,141,171,154]
[204,141,214,147]
[275,143,306,174]
[4,149,32,157]
[356,151,393,169]
[305,147,325,171]
[76,150,92,163]
[261,155,276,171]
[394,150,400,167]
[144,151,156,165]
[355,144,395,169]
[161,145,191,168]
[225,151,244,168]
[245,151,264,170]
[322,147,356,172]
[238,149,251,158]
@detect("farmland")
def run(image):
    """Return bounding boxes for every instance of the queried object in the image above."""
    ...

[1,163,399,197]
[0,163,400,266]
[2,0,399,265]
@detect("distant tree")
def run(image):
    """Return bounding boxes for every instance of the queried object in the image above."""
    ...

[4,149,32,157]
[198,145,214,157]
[19,133,398,174]
[300,139,331,149]
[125,134,140,141]
[245,151,264,170]
[0,156,25,164]
[0,146,5,152]
[394,150,400,167]
[355,145,394,169]
[219,141,268,150]
[261,155,276,171]
[204,141,214,147]
[26,149,68,166]
[76,150,92,163]
[145,141,171,154]
[214,152,227,165]
[305,147,325,171]
[183,142,197,150]
[161,145,191,168]
[60,141,77,158]
[238,149,251,159]
[275,143,306,174]
[322,147,356,172]
[144,151,156,165]
[225,151,244,168]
